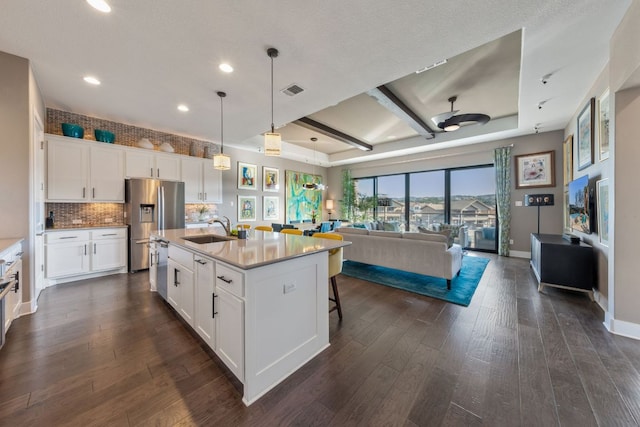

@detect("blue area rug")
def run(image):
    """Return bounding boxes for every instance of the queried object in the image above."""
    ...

[340,256,490,306]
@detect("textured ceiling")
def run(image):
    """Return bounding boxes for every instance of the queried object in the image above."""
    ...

[0,1,631,165]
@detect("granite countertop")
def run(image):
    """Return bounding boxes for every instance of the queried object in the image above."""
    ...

[152,228,350,270]
[46,224,127,231]
[0,238,24,255]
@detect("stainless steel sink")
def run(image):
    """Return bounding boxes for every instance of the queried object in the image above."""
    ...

[181,234,235,244]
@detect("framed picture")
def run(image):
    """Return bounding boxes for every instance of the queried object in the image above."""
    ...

[563,134,573,186]
[238,162,257,190]
[515,151,556,189]
[263,196,279,220]
[577,97,595,170]
[285,170,323,222]
[598,89,610,161]
[596,178,609,246]
[238,195,256,221]
[263,167,280,192]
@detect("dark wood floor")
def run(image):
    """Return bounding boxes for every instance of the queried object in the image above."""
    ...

[2,253,640,426]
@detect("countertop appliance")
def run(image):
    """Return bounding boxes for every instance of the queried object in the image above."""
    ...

[125,178,185,272]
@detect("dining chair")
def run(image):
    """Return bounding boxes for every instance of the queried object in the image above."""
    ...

[313,232,344,320]
[280,228,303,236]
[255,225,273,232]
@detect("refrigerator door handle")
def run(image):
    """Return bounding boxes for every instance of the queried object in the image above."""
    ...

[158,185,165,230]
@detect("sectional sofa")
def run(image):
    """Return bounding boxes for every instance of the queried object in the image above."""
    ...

[335,227,463,289]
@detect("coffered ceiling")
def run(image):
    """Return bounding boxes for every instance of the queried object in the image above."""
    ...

[0,1,631,166]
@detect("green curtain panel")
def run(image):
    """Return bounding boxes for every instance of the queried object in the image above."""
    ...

[494,147,512,256]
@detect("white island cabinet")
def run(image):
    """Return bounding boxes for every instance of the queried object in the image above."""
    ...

[152,228,347,406]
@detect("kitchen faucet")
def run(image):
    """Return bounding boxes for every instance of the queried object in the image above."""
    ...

[210,216,231,236]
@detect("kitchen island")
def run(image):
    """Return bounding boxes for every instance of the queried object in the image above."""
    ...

[150,227,349,406]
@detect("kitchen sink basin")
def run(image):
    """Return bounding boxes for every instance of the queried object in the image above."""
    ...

[181,234,235,244]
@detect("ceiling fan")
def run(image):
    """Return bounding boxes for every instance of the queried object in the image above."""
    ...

[430,96,491,132]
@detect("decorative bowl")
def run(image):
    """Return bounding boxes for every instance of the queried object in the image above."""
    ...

[61,123,84,138]
[159,142,175,153]
[94,129,115,143]
[137,138,154,149]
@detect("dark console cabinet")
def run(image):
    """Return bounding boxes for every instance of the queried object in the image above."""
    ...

[530,233,595,300]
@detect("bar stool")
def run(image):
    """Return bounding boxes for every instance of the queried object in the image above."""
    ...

[313,232,343,320]
[280,228,303,235]
[255,225,273,232]
[237,224,251,230]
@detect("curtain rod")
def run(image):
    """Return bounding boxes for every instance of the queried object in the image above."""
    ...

[347,143,514,170]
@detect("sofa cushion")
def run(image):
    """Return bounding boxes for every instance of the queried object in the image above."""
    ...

[369,230,403,238]
[403,232,448,245]
[336,227,369,235]
[418,226,453,247]
[382,221,400,231]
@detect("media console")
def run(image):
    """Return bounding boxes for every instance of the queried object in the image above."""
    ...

[530,233,595,300]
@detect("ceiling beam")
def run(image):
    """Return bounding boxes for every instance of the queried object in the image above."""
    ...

[295,117,373,151]
[367,85,436,139]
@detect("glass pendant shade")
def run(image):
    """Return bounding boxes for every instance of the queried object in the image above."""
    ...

[265,132,281,156]
[213,153,231,170]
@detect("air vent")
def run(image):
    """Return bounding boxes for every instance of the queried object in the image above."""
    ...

[281,84,304,96]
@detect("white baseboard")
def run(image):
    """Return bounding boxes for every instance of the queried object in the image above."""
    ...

[46,268,126,286]
[509,250,530,259]
[593,290,608,314]
[603,316,640,340]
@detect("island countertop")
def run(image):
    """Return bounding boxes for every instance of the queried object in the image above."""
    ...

[151,228,350,270]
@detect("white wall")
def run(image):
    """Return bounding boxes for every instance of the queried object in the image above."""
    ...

[327,130,564,254]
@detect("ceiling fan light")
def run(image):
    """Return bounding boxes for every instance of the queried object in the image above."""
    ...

[264,132,281,156]
[213,153,231,170]
[444,123,460,132]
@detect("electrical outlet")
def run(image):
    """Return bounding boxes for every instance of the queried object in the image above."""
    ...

[509,239,514,245]
[72,219,83,224]
[104,218,113,223]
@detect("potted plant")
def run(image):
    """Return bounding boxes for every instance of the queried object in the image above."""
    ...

[198,204,209,221]
[311,210,317,224]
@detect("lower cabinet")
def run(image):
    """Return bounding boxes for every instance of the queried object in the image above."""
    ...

[167,246,195,327]
[215,286,244,381]
[194,255,215,347]
[45,228,126,283]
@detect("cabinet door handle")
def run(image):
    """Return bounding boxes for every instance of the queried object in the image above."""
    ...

[94,243,96,254]
[93,188,95,198]
[212,293,218,318]
[59,236,77,240]
[82,187,86,198]
[84,244,87,255]
[150,168,154,177]
[174,268,180,286]
[150,252,154,267]
[195,259,207,265]
[216,275,232,284]
[102,233,118,236]
[204,192,207,200]
[157,169,160,178]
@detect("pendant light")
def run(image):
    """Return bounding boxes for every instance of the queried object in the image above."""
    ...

[264,47,281,156]
[302,137,325,190]
[213,91,231,170]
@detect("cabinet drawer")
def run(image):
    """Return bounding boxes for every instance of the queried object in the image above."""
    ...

[216,262,244,297]
[90,228,127,240]
[46,230,90,243]
[168,245,194,269]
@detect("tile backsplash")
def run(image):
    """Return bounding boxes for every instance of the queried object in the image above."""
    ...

[46,108,220,158]
[45,203,124,228]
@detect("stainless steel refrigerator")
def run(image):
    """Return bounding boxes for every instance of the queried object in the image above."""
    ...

[125,178,185,272]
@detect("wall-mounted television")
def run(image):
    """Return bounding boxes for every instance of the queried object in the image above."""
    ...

[568,174,593,234]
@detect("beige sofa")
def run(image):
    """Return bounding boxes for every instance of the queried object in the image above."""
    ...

[335,228,463,289]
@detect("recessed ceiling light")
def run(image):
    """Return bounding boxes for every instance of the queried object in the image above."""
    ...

[83,76,101,85]
[86,0,111,13]
[387,135,396,140]
[219,63,234,73]
[177,104,189,112]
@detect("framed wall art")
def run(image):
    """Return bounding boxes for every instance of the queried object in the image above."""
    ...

[285,170,322,222]
[238,162,257,190]
[563,134,573,186]
[263,196,279,220]
[263,166,280,192]
[598,89,610,161]
[596,178,609,246]
[238,195,257,221]
[515,150,556,189]
[577,97,595,170]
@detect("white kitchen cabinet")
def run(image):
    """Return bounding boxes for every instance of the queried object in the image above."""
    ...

[46,135,124,202]
[149,241,158,292]
[126,150,181,181]
[181,157,222,203]
[194,255,215,347]
[47,137,89,201]
[215,285,244,381]
[90,229,126,271]
[1,241,24,333]
[167,245,195,327]
[45,231,90,278]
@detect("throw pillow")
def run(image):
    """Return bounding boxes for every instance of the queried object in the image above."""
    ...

[418,226,453,247]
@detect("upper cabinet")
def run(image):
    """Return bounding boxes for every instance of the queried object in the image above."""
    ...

[125,150,181,181]
[47,135,124,202]
[181,157,222,203]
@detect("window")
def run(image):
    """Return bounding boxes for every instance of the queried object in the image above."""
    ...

[377,175,405,230]
[409,171,444,231]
